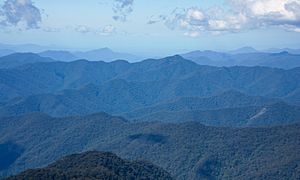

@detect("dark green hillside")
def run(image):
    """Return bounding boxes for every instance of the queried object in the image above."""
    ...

[0,113,299,179]
[6,151,173,180]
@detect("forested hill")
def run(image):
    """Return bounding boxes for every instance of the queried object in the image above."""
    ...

[6,151,173,180]
[1,113,299,179]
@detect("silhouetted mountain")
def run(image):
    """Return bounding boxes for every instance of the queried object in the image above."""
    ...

[232,52,300,69]
[266,48,300,54]
[0,53,54,69]
[181,50,232,66]
[7,151,173,180]
[0,113,299,179]
[39,50,79,62]
[228,46,259,54]
[182,51,300,69]
[74,48,140,62]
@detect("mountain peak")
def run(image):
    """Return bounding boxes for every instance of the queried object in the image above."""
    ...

[160,55,197,65]
[163,55,186,61]
[229,46,258,54]
[89,47,113,53]
[278,51,289,55]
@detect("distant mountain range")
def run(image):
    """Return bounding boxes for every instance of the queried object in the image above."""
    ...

[1,113,299,179]
[228,46,259,54]
[0,50,300,179]
[0,55,299,104]
[6,151,173,180]
[182,50,300,69]
[39,48,140,62]
[266,48,300,54]
[0,43,57,53]
[73,48,140,62]
[1,43,300,66]
[0,55,299,127]
[228,46,300,55]
[0,43,140,62]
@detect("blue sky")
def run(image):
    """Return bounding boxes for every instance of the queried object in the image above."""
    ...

[0,0,300,56]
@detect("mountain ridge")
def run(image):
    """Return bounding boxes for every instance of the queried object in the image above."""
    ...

[0,53,54,69]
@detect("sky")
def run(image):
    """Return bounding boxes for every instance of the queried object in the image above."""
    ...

[0,0,300,56]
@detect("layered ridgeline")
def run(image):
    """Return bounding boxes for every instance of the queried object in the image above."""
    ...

[1,89,300,127]
[182,50,300,69]
[38,48,140,62]
[0,113,299,179]
[1,55,300,103]
[0,53,54,69]
[6,151,173,180]
[0,55,299,126]
[124,101,300,126]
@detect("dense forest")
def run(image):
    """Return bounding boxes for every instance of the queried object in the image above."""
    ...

[6,151,173,180]
[1,113,299,179]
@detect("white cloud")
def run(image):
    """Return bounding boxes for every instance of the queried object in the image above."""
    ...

[0,0,42,29]
[99,25,116,35]
[186,8,205,21]
[43,27,60,32]
[184,31,200,37]
[75,25,91,34]
[151,0,300,36]
[75,25,117,36]
[112,0,134,22]
[293,27,300,32]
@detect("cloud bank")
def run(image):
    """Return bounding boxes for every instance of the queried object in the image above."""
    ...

[112,0,134,22]
[0,0,42,29]
[75,25,116,36]
[149,0,300,37]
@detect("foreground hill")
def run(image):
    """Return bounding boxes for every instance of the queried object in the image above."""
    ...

[6,151,173,180]
[0,113,299,179]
